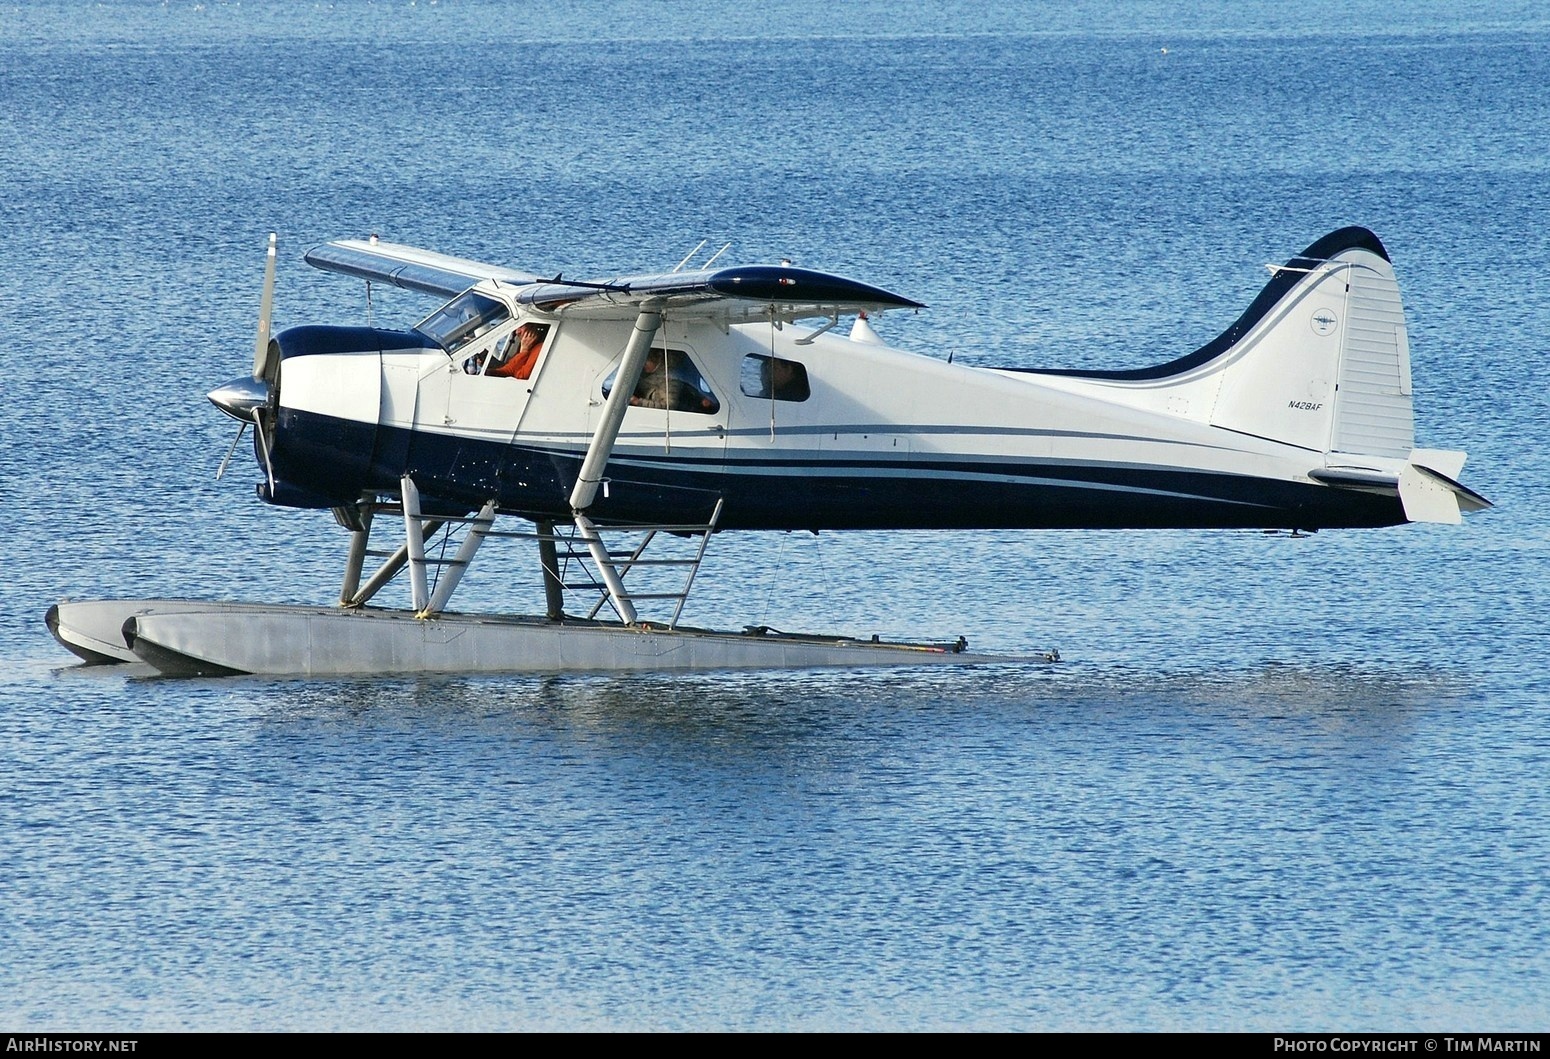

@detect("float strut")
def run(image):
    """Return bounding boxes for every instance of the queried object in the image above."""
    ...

[339,493,375,605]
[402,475,430,613]
[536,520,566,621]
[574,514,637,625]
[345,521,445,608]
[421,500,497,617]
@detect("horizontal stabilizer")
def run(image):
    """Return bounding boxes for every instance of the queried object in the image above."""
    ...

[1408,447,1467,481]
[1312,448,1490,525]
[1399,464,1463,524]
[305,239,539,298]
[1401,452,1492,523]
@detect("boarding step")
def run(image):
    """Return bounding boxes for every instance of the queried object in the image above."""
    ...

[562,499,725,628]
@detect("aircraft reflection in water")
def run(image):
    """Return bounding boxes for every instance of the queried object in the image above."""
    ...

[48,227,1488,676]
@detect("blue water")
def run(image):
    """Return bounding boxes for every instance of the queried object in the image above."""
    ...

[3,0,1548,1031]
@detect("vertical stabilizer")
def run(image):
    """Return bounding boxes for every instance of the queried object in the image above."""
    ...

[1207,230,1414,459]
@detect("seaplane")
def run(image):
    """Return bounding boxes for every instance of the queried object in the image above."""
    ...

[47,226,1489,676]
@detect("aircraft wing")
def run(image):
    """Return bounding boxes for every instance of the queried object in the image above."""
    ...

[305,239,924,322]
[512,265,925,322]
[303,239,540,298]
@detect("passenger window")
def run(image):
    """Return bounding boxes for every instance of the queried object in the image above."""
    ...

[740,354,810,402]
[602,348,720,414]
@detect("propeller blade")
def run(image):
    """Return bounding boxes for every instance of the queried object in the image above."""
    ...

[216,421,250,480]
[253,232,278,381]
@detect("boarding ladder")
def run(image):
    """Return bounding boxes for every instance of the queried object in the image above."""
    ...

[549,498,724,629]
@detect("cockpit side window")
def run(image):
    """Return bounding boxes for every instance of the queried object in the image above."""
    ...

[740,354,811,402]
[602,348,720,414]
[415,291,511,353]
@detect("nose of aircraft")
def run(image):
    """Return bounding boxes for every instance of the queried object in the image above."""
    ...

[208,376,272,421]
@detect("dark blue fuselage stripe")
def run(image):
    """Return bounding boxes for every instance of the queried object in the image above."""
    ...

[269,410,1404,531]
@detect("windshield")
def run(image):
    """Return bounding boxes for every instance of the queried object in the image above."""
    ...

[415,291,510,352]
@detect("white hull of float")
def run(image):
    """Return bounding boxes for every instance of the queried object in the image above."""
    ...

[48,599,1028,678]
[47,599,283,666]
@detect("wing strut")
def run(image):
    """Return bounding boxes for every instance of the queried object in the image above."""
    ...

[567,305,666,626]
[570,305,664,511]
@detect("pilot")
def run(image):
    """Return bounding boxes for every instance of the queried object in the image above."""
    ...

[487,322,550,380]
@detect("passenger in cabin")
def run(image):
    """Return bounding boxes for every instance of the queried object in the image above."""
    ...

[630,349,717,412]
[740,353,811,402]
[766,357,809,401]
[487,322,550,381]
[631,350,670,408]
[461,333,506,375]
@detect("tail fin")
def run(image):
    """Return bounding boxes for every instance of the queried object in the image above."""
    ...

[1209,228,1491,524]
[1207,227,1414,458]
[1034,227,1489,524]
[1041,227,1413,457]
